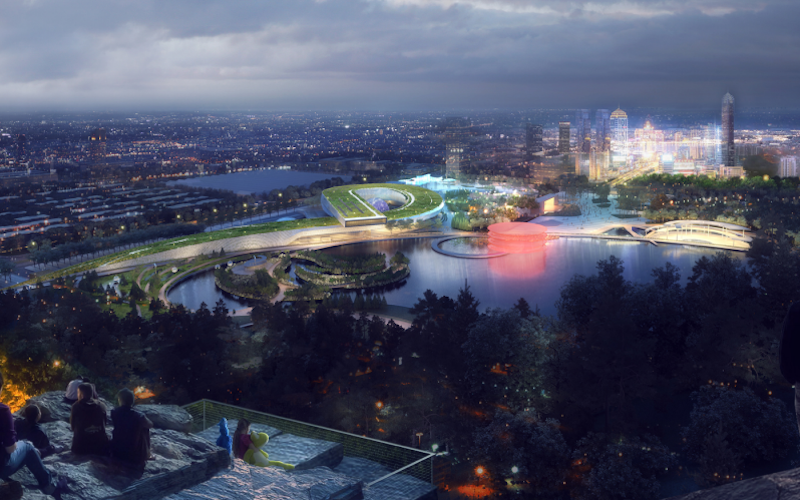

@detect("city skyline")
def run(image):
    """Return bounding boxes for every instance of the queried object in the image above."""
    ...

[1,0,799,111]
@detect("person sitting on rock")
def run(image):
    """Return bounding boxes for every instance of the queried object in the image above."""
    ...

[70,383,109,456]
[14,404,57,458]
[110,388,153,468]
[0,372,67,497]
[64,376,98,403]
[232,418,254,460]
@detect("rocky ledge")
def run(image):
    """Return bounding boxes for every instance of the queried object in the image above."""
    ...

[667,467,800,500]
[6,394,436,500]
[9,392,229,500]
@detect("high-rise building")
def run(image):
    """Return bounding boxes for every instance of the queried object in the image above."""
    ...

[595,109,611,152]
[444,117,470,178]
[703,123,719,166]
[89,128,107,163]
[721,93,735,167]
[525,123,543,160]
[558,122,571,154]
[576,109,591,153]
[781,156,798,178]
[609,108,628,159]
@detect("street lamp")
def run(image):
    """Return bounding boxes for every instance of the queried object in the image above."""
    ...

[432,444,439,452]
[511,466,519,474]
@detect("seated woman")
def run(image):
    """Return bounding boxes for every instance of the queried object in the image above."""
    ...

[110,388,153,469]
[70,383,109,456]
[14,405,57,458]
[232,419,254,460]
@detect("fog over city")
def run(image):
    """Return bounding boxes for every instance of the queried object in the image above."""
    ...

[2,0,799,110]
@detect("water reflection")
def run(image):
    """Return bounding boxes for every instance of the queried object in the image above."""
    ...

[167,270,250,312]
[168,238,740,316]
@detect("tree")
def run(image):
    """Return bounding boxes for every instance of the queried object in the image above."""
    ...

[594,184,611,201]
[555,256,658,432]
[149,298,163,312]
[0,258,13,283]
[129,282,147,302]
[470,412,570,498]
[572,433,677,500]
[513,297,532,319]
[682,386,796,483]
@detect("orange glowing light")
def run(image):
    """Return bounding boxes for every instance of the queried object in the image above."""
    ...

[456,485,494,498]
[375,401,384,409]
[133,386,156,399]
[475,466,485,476]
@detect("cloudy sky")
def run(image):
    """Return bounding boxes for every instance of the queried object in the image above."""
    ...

[1,0,797,111]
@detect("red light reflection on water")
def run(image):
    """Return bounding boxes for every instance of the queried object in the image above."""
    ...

[489,250,546,279]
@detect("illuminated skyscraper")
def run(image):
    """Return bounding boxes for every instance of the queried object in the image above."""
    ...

[444,117,470,178]
[525,123,543,159]
[558,122,571,154]
[576,109,591,153]
[610,108,628,164]
[703,123,719,166]
[595,109,610,152]
[721,93,735,167]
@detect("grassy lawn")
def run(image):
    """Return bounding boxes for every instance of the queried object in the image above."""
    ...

[11,217,339,289]
[106,302,136,319]
[322,183,443,222]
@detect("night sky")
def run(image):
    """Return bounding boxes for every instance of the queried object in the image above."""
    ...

[2,0,798,111]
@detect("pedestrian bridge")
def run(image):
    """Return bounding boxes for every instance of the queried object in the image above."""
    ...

[644,220,751,250]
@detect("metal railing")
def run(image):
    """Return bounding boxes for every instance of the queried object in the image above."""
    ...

[182,399,436,487]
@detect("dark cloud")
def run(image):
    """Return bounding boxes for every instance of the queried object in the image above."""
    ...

[0,0,797,110]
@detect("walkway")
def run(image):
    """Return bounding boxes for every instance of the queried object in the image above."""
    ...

[534,193,751,251]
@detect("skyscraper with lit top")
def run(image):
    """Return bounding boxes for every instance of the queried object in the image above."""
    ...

[610,108,628,161]
[721,93,735,167]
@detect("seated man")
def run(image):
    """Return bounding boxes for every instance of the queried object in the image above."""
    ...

[110,388,153,468]
[0,372,66,496]
[14,404,57,458]
[64,376,98,403]
[70,383,108,456]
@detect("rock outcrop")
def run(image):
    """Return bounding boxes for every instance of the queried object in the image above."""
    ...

[8,393,436,500]
[136,405,193,434]
[666,468,800,500]
[8,392,229,500]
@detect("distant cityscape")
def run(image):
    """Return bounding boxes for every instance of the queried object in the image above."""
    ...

[0,95,797,248]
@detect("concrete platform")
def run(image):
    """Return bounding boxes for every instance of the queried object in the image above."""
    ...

[195,418,282,444]
[167,460,363,500]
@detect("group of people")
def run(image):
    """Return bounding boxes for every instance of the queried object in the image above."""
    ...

[0,373,154,498]
[66,377,154,466]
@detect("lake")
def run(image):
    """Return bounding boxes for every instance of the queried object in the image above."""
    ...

[167,237,744,316]
[167,169,349,195]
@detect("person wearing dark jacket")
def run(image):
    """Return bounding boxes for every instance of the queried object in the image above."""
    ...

[70,383,109,456]
[780,302,800,434]
[110,388,153,468]
[0,372,66,496]
[14,404,56,458]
